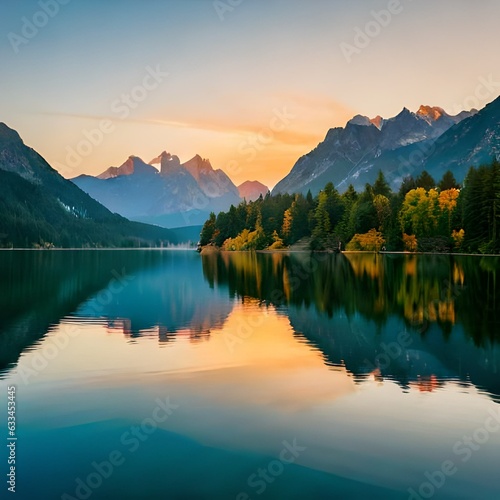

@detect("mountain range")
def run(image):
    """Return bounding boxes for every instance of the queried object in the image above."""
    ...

[72,153,269,228]
[70,96,500,227]
[273,96,500,195]
[1,94,499,247]
[0,123,175,248]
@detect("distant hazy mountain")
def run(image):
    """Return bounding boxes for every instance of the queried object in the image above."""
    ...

[183,154,240,199]
[272,103,483,195]
[72,152,242,228]
[237,180,269,201]
[74,155,206,217]
[97,155,158,179]
[0,123,175,248]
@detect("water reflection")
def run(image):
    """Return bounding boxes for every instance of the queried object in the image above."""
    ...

[1,250,499,403]
[202,252,500,338]
[0,250,156,372]
[74,251,232,341]
[2,250,500,499]
[15,301,491,500]
[0,250,231,374]
[202,252,500,402]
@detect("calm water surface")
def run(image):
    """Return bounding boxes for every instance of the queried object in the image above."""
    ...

[0,250,499,499]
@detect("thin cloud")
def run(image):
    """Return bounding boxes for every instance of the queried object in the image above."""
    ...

[38,111,322,148]
[273,92,357,121]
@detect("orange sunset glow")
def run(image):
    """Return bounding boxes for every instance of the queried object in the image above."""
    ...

[2,1,500,187]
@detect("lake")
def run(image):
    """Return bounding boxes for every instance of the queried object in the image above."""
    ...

[1,250,499,500]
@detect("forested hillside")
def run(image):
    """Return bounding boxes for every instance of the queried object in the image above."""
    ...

[0,170,174,248]
[0,122,175,248]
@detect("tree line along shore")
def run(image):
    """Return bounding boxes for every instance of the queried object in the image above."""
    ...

[199,160,500,255]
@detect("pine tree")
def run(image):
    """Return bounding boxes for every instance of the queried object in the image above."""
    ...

[306,189,313,205]
[416,170,436,191]
[323,182,345,230]
[373,170,392,198]
[438,170,460,191]
[399,175,417,199]
[311,191,331,249]
[199,212,216,246]
[462,164,498,252]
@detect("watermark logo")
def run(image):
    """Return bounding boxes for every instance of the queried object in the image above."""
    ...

[213,0,244,21]
[7,0,71,54]
[408,406,500,499]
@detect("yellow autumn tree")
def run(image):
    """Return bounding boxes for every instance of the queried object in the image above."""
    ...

[402,233,418,252]
[346,229,385,252]
[281,208,293,243]
[399,188,440,238]
[373,194,391,231]
[268,230,285,250]
[438,188,460,235]
[451,229,465,250]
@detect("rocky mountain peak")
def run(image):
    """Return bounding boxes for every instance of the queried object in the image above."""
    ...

[149,151,172,165]
[347,115,373,127]
[417,105,447,122]
[97,156,157,180]
[159,153,181,176]
[369,115,385,130]
[0,122,23,146]
[183,154,213,181]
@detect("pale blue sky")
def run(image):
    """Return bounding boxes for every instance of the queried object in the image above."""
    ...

[1,0,499,186]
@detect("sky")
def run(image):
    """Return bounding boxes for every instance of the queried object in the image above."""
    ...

[1,0,499,188]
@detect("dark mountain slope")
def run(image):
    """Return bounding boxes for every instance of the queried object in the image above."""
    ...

[0,123,175,247]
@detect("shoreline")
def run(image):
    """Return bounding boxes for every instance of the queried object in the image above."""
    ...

[0,247,197,252]
[0,247,498,258]
[200,247,500,258]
